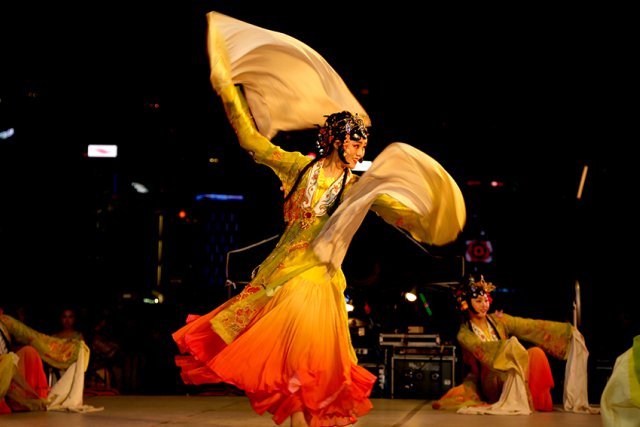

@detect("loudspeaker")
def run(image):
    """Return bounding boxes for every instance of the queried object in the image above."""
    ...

[392,356,454,399]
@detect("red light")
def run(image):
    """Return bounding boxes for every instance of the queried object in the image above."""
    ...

[178,210,187,219]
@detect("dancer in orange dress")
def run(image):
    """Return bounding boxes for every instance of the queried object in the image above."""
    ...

[172,12,466,427]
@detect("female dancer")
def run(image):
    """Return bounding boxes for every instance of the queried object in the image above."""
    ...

[173,12,466,426]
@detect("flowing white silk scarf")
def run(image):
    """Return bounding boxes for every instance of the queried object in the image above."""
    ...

[206,12,465,270]
[207,11,370,139]
[313,142,466,272]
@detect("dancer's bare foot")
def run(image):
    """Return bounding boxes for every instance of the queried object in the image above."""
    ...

[290,411,308,427]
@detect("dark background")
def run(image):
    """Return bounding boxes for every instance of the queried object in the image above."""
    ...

[0,1,635,396]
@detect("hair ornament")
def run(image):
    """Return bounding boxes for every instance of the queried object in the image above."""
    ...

[454,275,496,311]
[315,111,369,158]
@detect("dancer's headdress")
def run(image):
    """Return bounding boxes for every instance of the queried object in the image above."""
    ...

[454,275,496,311]
[315,111,369,157]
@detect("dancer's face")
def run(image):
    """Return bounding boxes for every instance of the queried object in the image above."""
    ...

[470,294,491,317]
[337,134,367,168]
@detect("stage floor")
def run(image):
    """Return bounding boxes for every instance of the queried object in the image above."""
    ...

[0,395,603,427]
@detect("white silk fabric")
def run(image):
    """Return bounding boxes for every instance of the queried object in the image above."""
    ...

[206,11,370,139]
[563,329,600,414]
[47,341,103,413]
[457,337,533,415]
[205,12,465,270]
[313,142,466,271]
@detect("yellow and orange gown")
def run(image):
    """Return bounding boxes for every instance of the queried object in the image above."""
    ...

[174,11,466,427]
[173,147,459,425]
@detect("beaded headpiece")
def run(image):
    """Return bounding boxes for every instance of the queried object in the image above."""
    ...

[315,111,369,158]
[454,275,496,311]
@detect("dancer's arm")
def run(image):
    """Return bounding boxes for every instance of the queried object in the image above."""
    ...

[208,17,271,158]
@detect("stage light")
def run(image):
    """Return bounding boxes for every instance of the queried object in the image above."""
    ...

[131,182,149,193]
[345,292,354,312]
[0,127,15,140]
[88,144,118,158]
[404,287,417,302]
[195,193,244,201]
[143,290,164,305]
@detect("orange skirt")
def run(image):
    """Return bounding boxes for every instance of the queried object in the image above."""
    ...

[16,346,49,399]
[0,346,49,413]
[173,266,376,426]
[527,346,554,411]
